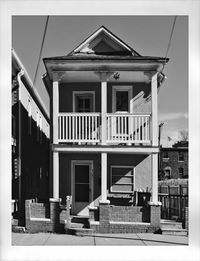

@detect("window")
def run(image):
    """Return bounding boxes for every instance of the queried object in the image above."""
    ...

[179,167,184,178]
[178,151,184,161]
[164,167,171,179]
[163,151,169,159]
[73,91,95,112]
[110,166,134,193]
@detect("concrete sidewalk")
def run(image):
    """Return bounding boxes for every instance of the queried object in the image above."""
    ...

[12,232,188,246]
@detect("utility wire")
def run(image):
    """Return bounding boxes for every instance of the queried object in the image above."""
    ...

[33,16,49,88]
[162,16,177,72]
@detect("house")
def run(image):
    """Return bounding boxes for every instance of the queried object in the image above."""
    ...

[42,26,169,233]
[159,142,188,180]
[12,49,50,226]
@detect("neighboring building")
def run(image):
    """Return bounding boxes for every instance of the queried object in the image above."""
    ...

[12,49,50,225]
[42,26,169,231]
[159,142,188,180]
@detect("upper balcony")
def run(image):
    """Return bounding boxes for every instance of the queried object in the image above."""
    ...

[58,112,151,145]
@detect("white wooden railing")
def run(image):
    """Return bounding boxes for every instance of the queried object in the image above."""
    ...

[106,113,151,144]
[58,113,101,142]
[58,113,151,144]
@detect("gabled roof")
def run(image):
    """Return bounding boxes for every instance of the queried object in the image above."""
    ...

[68,26,141,57]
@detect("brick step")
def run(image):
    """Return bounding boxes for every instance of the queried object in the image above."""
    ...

[160,219,183,229]
[12,225,26,233]
[70,216,89,228]
[161,228,188,236]
[70,222,84,229]
[66,227,94,236]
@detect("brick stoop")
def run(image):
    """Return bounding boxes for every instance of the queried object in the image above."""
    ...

[160,219,188,236]
[12,225,26,233]
[89,221,160,234]
[66,227,94,236]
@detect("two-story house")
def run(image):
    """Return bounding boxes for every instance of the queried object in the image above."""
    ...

[43,26,169,232]
[12,49,50,226]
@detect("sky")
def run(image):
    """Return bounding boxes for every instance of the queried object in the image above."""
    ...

[12,15,188,147]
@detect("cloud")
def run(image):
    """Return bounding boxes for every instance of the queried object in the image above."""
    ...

[158,112,188,122]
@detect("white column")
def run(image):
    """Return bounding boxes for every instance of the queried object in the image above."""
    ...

[151,72,158,146]
[101,81,107,145]
[53,152,59,199]
[100,153,110,203]
[53,74,59,199]
[151,153,159,203]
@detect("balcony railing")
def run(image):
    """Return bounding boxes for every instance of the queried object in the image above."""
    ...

[58,113,101,143]
[58,113,151,144]
[106,113,151,144]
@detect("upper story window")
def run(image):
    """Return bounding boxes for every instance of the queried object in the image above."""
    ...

[179,167,184,178]
[163,151,169,159]
[73,91,95,112]
[178,151,184,162]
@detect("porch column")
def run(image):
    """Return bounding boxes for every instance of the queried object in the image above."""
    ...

[100,153,110,203]
[151,72,158,146]
[53,73,59,199]
[151,152,159,203]
[101,80,107,145]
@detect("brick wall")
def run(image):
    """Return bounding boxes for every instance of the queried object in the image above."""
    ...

[98,204,150,223]
[160,149,188,179]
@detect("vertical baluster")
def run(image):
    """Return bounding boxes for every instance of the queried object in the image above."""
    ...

[85,115,87,141]
[145,117,147,141]
[69,116,71,140]
[75,115,77,141]
[95,115,97,140]
[66,116,68,140]
[122,116,124,142]
[65,116,67,140]
[72,116,74,141]
[82,116,84,141]
[138,116,141,142]
[78,116,80,141]
[88,115,91,141]
[141,116,144,141]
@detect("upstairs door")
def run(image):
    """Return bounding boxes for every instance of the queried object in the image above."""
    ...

[111,86,132,140]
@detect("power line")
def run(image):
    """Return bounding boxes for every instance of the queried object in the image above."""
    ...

[33,16,49,88]
[164,16,177,62]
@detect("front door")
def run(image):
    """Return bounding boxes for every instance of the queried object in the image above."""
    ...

[71,161,93,216]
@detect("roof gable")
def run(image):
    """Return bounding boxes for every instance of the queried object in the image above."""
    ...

[69,26,140,56]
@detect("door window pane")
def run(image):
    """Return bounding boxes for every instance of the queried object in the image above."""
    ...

[75,165,89,183]
[116,91,128,111]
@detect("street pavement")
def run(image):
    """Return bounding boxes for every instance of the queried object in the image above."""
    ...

[12,232,188,246]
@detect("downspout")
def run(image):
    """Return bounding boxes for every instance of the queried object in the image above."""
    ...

[16,69,24,225]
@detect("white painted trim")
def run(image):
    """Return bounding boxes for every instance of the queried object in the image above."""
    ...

[73,27,132,54]
[110,165,135,193]
[151,73,158,146]
[53,146,159,154]
[112,85,133,113]
[71,160,94,214]
[72,91,95,112]
[101,81,107,145]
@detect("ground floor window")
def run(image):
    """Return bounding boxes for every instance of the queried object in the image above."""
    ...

[110,166,134,193]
